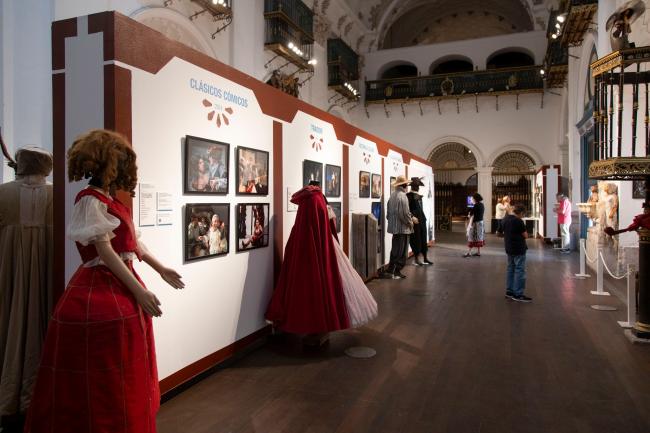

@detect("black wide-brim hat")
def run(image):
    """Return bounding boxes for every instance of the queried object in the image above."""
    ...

[410,177,425,187]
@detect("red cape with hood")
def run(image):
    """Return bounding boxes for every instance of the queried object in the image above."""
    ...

[266,186,350,333]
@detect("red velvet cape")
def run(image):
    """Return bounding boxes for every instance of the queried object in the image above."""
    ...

[266,186,350,333]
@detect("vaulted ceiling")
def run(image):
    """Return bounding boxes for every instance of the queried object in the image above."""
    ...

[335,0,553,50]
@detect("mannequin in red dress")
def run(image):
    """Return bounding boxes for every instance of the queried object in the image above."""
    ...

[25,129,184,433]
[266,185,350,334]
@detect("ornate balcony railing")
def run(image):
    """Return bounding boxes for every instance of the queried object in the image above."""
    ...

[365,66,544,104]
[327,38,359,99]
[557,0,598,47]
[264,0,314,70]
[544,40,569,88]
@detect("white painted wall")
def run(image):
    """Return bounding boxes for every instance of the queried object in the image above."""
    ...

[0,0,53,182]
[364,30,548,80]
[129,57,275,379]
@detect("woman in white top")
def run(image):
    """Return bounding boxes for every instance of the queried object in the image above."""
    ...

[495,195,511,236]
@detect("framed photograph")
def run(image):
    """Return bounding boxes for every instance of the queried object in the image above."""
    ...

[184,135,229,195]
[359,171,371,198]
[236,146,269,195]
[371,173,382,198]
[390,176,397,194]
[185,203,230,262]
[236,203,270,251]
[633,180,645,199]
[303,159,323,187]
[371,201,382,224]
[330,202,342,233]
[325,164,341,197]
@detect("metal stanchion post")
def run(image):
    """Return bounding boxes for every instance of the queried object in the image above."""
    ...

[575,239,591,279]
[591,248,611,296]
[619,265,636,328]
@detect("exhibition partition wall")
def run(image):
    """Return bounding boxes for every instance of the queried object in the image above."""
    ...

[51,12,434,395]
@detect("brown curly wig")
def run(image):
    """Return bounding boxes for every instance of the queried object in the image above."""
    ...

[67,129,138,196]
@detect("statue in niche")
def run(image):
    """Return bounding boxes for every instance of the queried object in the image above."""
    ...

[587,184,599,225]
[267,70,300,98]
[604,183,619,232]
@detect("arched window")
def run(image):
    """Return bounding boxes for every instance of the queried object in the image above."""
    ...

[430,58,473,75]
[380,63,418,80]
[487,50,535,69]
[492,151,536,173]
[428,142,477,169]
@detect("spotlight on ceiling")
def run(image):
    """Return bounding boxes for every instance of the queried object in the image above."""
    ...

[551,33,558,39]
[555,23,561,29]
[557,14,566,23]
[540,68,546,76]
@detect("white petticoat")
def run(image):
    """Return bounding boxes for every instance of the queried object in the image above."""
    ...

[331,235,378,327]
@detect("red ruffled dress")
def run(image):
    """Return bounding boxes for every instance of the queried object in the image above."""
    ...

[266,186,350,334]
[25,188,159,433]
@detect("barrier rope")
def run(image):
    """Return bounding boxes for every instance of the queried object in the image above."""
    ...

[599,251,628,280]
[580,240,598,264]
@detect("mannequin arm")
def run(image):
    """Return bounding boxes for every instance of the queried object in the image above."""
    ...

[141,251,184,290]
[95,240,162,317]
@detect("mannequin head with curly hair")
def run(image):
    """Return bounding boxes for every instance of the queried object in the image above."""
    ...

[67,129,138,196]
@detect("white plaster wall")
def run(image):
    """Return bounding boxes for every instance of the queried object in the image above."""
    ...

[354,92,561,169]
[364,30,548,80]
[0,0,53,182]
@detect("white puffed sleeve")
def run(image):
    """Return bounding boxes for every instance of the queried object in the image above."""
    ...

[67,195,120,246]
[135,230,151,257]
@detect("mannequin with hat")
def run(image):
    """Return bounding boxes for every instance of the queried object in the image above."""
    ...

[407,177,432,266]
[385,176,416,279]
[0,139,53,433]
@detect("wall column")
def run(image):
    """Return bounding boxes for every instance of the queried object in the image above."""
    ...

[476,166,494,231]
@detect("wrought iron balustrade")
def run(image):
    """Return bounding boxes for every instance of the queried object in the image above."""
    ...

[365,66,543,103]
[264,0,313,39]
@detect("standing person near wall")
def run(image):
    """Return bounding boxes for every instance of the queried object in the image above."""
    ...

[554,193,572,253]
[464,193,485,257]
[0,144,53,433]
[385,176,414,279]
[407,177,432,266]
[503,204,532,302]
[494,195,511,237]
[25,129,185,433]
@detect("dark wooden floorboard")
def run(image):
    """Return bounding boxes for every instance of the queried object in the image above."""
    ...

[157,233,650,433]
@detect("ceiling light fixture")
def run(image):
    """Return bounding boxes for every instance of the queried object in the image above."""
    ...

[557,14,566,23]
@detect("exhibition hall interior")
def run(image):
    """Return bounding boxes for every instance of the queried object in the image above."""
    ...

[2,0,650,432]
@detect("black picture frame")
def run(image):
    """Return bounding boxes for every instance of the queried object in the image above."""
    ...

[235,146,269,195]
[359,171,370,198]
[330,202,342,233]
[184,203,230,262]
[303,159,323,187]
[184,135,229,195]
[325,164,341,197]
[371,173,382,198]
[390,176,397,194]
[633,180,645,199]
[236,203,270,252]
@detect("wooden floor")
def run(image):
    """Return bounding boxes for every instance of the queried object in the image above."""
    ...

[157,233,650,433]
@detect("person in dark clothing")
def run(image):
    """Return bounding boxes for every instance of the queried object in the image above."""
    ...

[407,177,432,266]
[464,193,485,257]
[503,204,532,302]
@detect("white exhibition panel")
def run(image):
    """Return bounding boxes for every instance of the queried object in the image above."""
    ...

[130,57,274,379]
[281,111,343,249]
[408,159,436,245]
[536,172,545,237]
[383,150,406,265]
[545,167,559,239]
[349,136,383,260]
